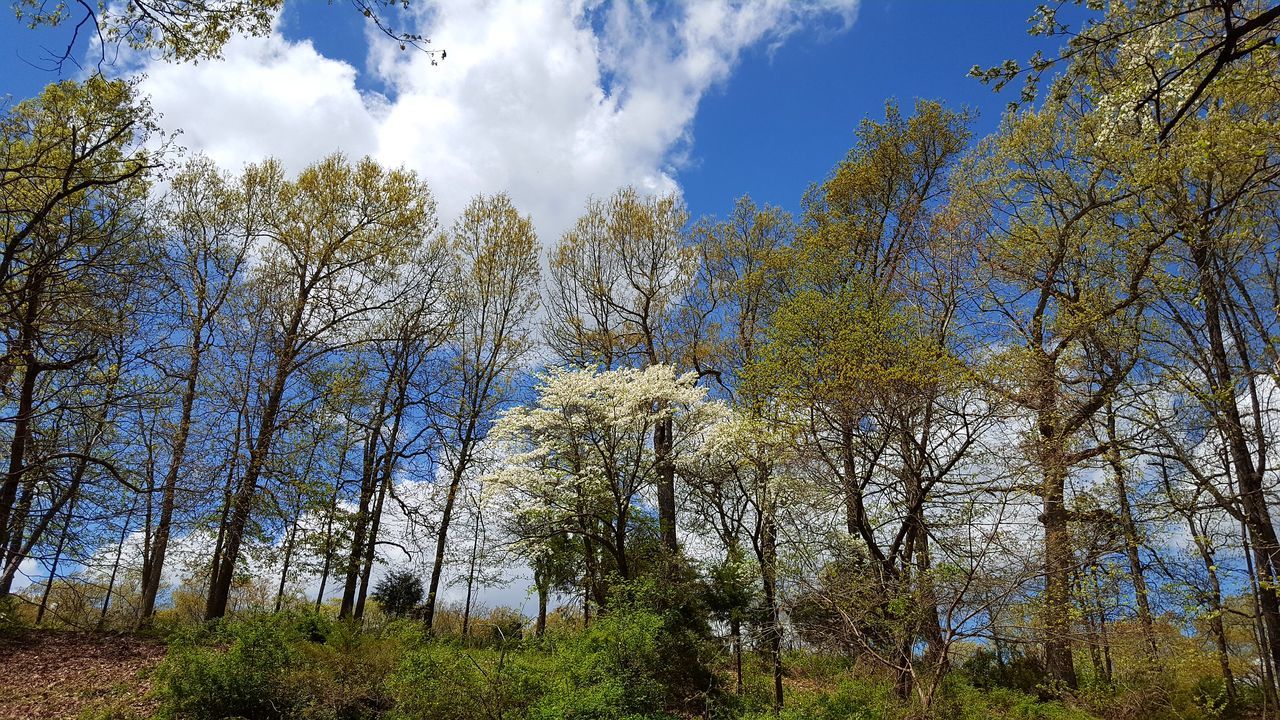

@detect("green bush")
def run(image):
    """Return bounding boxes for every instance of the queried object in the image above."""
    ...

[0,594,25,637]
[386,643,487,720]
[371,571,424,619]
[156,614,300,720]
[604,566,720,712]
[287,621,409,720]
[969,686,1099,720]
[960,647,1049,695]
[800,677,901,720]
[531,608,674,720]
[387,642,543,720]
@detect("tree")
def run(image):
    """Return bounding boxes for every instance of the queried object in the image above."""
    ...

[0,78,159,596]
[972,0,1280,142]
[204,154,436,620]
[371,569,424,618]
[745,101,981,700]
[958,84,1162,689]
[682,196,794,710]
[1128,46,1280,692]
[337,243,452,620]
[422,193,540,630]
[696,409,797,712]
[135,156,252,625]
[489,365,723,609]
[545,188,696,553]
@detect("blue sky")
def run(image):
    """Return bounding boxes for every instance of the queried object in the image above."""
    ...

[0,1,1069,234]
[681,1,1062,219]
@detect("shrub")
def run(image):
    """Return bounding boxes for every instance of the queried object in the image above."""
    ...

[387,643,542,720]
[371,571,424,619]
[804,677,901,720]
[605,565,720,712]
[290,609,337,643]
[531,608,674,720]
[0,593,26,637]
[287,622,405,720]
[156,614,299,720]
[960,646,1049,695]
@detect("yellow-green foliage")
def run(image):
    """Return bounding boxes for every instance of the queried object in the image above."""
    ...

[149,609,1265,720]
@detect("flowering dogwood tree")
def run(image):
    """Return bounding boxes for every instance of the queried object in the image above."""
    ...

[487,364,724,611]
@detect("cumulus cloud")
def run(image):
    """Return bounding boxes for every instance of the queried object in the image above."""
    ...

[141,33,382,172]
[137,0,858,241]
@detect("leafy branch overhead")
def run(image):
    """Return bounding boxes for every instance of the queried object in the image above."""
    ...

[13,0,446,69]
[971,0,1280,141]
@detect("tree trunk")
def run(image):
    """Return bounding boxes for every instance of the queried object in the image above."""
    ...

[340,430,381,618]
[1190,516,1236,705]
[654,416,677,553]
[1042,457,1078,689]
[204,277,312,621]
[139,339,204,624]
[0,274,44,578]
[425,459,467,630]
[314,460,348,612]
[98,497,137,631]
[757,495,784,713]
[731,617,743,695]
[36,495,76,625]
[1106,433,1158,665]
[274,510,301,613]
[205,360,291,620]
[535,583,547,638]
[1191,239,1280,684]
[1089,566,1113,683]
[355,467,391,619]
[463,512,481,637]
[1242,517,1280,707]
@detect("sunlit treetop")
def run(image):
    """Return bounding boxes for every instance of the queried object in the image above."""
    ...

[971,0,1280,142]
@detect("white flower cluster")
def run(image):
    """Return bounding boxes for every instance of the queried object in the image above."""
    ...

[483,364,727,525]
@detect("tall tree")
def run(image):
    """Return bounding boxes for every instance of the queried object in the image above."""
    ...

[422,193,539,629]
[136,157,253,624]
[337,247,452,620]
[0,78,158,596]
[545,187,695,552]
[204,154,435,620]
[491,365,722,604]
[959,86,1160,689]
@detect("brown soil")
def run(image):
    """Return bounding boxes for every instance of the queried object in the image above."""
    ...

[0,629,166,719]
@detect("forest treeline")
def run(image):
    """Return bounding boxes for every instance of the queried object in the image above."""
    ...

[3,2,1280,719]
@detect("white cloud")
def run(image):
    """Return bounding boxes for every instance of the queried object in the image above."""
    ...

[136,0,858,241]
[141,33,382,173]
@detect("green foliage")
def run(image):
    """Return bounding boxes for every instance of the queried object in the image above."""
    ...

[156,614,300,720]
[371,571,424,619]
[15,0,282,62]
[797,677,901,720]
[388,642,542,720]
[611,558,721,707]
[0,594,26,637]
[531,608,674,720]
[386,643,489,720]
[948,684,1099,720]
[139,611,1244,720]
[961,647,1049,695]
[157,614,428,720]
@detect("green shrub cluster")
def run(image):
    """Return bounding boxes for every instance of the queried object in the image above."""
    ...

[154,608,1248,720]
[157,613,300,720]
[154,605,695,720]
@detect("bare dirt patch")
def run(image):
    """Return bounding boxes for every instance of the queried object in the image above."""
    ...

[0,629,166,719]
